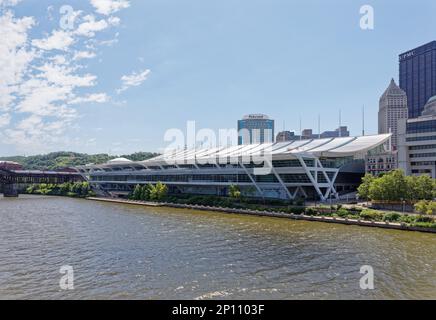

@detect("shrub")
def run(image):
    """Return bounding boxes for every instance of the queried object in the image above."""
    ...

[349,206,362,213]
[415,215,435,223]
[412,222,436,229]
[399,215,417,224]
[359,209,384,221]
[337,208,350,218]
[382,212,401,222]
[305,208,318,216]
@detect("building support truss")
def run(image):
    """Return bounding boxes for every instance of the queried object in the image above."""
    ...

[239,161,264,199]
[296,155,339,202]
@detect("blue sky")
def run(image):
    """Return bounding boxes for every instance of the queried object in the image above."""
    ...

[1,0,435,156]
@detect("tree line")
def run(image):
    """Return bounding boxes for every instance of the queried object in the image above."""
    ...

[0,151,160,171]
[131,182,169,201]
[26,182,95,198]
[358,170,436,202]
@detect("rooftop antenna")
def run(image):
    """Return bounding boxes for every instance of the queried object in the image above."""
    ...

[339,109,342,137]
[362,105,366,136]
[299,115,302,141]
[318,114,321,139]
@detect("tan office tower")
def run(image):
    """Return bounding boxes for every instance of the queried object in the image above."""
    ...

[378,79,408,150]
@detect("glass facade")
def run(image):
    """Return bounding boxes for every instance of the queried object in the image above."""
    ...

[406,119,436,134]
[238,115,275,145]
[81,135,393,200]
[399,41,436,118]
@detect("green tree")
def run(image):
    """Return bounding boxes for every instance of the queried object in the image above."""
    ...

[59,182,71,195]
[26,185,36,194]
[149,182,168,201]
[229,185,242,202]
[415,175,434,200]
[80,182,90,196]
[141,185,152,200]
[415,200,436,215]
[368,170,408,201]
[132,185,142,200]
[357,174,374,200]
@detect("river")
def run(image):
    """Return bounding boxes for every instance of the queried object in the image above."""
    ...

[0,195,435,300]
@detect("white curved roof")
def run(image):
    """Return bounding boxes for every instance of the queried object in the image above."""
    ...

[108,157,132,163]
[140,134,391,166]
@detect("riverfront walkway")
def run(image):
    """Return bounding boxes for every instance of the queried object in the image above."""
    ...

[87,197,436,234]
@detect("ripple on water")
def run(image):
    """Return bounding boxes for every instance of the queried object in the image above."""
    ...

[0,195,435,300]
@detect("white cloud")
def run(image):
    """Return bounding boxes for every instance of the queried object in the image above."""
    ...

[0,10,124,152]
[32,30,75,51]
[73,50,96,60]
[0,2,130,153]
[35,62,97,87]
[99,37,118,47]
[70,93,109,104]
[74,15,109,37]
[117,69,151,93]
[90,0,130,16]
[0,11,35,111]
[0,0,22,7]
[0,113,11,127]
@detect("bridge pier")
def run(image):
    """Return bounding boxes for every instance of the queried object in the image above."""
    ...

[3,184,19,197]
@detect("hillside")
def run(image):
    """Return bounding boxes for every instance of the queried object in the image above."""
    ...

[0,151,160,170]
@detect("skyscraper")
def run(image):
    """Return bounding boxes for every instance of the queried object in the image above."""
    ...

[276,131,296,142]
[378,79,408,149]
[238,114,274,145]
[398,95,436,178]
[399,41,436,118]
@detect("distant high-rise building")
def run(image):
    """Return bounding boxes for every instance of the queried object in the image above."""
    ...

[398,95,436,178]
[238,114,274,145]
[275,126,350,142]
[320,126,350,139]
[378,79,408,150]
[399,41,436,118]
[276,131,295,142]
[301,129,313,140]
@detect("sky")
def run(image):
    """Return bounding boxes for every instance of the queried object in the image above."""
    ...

[1,0,435,156]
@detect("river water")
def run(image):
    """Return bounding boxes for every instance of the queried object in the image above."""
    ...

[0,195,435,300]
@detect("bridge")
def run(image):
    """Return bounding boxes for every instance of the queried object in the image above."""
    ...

[0,169,83,197]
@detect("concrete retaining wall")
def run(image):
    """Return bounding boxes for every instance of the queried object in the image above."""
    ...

[87,198,436,234]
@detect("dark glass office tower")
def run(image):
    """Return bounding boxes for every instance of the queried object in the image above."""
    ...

[238,114,274,145]
[399,41,436,119]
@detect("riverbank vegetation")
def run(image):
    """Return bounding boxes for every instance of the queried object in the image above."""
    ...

[304,207,436,229]
[25,182,95,198]
[126,183,436,229]
[130,182,168,201]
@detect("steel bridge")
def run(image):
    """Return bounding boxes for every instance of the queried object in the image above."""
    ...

[0,169,83,197]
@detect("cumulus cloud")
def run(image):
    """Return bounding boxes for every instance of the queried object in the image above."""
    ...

[0,0,21,7]
[32,30,75,51]
[0,2,130,153]
[90,0,130,16]
[0,113,11,127]
[70,93,109,104]
[117,69,151,94]
[0,11,35,111]
[73,50,96,60]
[74,14,109,37]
